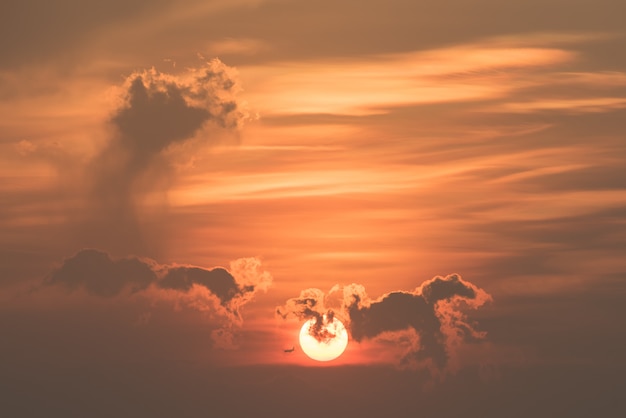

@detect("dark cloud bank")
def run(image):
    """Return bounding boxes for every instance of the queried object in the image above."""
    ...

[278,274,492,372]
[48,249,250,302]
[45,248,271,347]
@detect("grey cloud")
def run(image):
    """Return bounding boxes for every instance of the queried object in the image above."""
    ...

[278,274,491,370]
[185,0,626,67]
[459,205,626,291]
[111,60,245,159]
[6,0,626,75]
[495,108,626,150]
[0,0,172,70]
[486,206,626,251]
[112,77,209,160]
[160,266,254,306]
[516,165,626,192]
[275,288,334,342]
[46,249,271,344]
[82,59,247,254]
[346,275,491,369]
[419,274,478,303]
[45,248,273,347]
[47,249,259,305]
[47,248,157,297]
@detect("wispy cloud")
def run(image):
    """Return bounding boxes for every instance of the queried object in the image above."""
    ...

[241,40,575,116]
[206,38,270,56]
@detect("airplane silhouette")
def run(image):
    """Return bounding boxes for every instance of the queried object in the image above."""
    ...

[283,346,295,353]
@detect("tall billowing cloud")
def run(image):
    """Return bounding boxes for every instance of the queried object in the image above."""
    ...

[277,274,491,371]
[47,249,271,347]
[111,59,245,159]
[83,59,248,253]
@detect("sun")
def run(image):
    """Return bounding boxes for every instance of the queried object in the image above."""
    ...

[299,314,349,362]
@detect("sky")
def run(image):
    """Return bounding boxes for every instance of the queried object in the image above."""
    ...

[1,0,625,416]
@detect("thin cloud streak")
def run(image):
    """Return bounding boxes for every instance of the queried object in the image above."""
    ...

[241,44,574,115]
[488,97,626,113]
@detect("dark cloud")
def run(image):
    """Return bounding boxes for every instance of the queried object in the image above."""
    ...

[112,77,209,159]
[174,0,626,69]
[278,275,491,371]
[160,266,251,303]
[110,60,245,159]
[47,248,157,297]
[346,275,491,369]
[82,59,247,254]
[276,288,336,342]
[0,0,173,70]
[47,248,265,302]
[517,165,626,192]
[3,0,626,74]
[459,204,626,289]
[46,248,271,345]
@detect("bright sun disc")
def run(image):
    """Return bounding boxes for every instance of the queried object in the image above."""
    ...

[299,315,349,362]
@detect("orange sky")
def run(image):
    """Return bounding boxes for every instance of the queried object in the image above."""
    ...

[1,1,626,416]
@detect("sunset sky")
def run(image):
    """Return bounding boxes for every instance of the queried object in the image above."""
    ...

[1,1,625,417]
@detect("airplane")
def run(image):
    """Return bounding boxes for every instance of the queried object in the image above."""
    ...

[283,346,295,353]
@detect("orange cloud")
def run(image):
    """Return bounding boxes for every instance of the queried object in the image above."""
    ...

[240,43,574,116]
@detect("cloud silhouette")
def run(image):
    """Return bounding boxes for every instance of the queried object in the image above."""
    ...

[83,59,248,253]
[346,274,491,369]
[111,76,209,162]
[276,288,337,342]
[47,249,272,346]
[160,266,249,303]
[110,59,245,162]
[47,248,157,297]
[278,274,491,370]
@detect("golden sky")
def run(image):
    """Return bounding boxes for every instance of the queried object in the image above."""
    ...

[1,1,625,416]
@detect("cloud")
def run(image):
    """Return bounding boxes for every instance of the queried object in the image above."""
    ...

[347,275,491,370]
[47,248,157,297]
[206,38,270,56]
[111,59,246,155]
[160,265,247,302]
[46,248,272,346]
[276,287,334,341]
[83,58,248,253]
[277,274,491,371]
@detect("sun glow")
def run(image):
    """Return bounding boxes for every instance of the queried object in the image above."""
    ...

[299,315,349,362]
